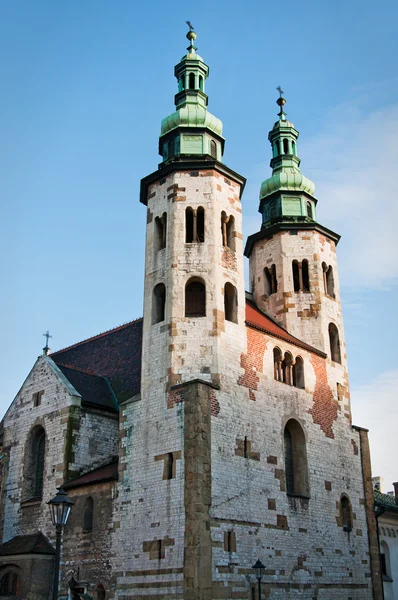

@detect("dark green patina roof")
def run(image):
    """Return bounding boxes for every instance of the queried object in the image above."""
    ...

[374,489,398,512]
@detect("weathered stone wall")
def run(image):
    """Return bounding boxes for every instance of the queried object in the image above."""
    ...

[1,353,119,586]
[249,230,346,362]
[0,555,54,600]
[1,356,81,544]
[61,481,117,598]
[209,324,372,599]
[72,407,119,472]
[141,168,247,398]
[112,391,185,599]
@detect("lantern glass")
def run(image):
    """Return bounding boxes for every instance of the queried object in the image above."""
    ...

[48,487,74,527]
[252,559,265,580]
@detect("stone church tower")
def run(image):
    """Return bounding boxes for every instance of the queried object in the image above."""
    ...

[139,27,247,398]
[246,90,345,363]
[0,27,383,600]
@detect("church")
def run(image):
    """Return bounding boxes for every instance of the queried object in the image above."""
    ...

[0,27,383,600]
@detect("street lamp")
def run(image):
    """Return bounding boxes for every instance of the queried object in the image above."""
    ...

[252,558,265,600]
[48,487,74,600]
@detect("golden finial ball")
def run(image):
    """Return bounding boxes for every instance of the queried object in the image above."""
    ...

[276,97,286,107]
[186,31,197,42]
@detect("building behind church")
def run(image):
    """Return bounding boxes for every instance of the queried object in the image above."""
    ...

[0,28,384,600]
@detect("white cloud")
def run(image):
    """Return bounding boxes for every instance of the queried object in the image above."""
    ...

[351,369,398,490]
[300,101,398,288]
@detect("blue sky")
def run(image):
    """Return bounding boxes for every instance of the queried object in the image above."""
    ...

[1,1,397,489]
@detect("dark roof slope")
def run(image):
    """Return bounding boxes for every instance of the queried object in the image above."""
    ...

[64,459,118,490]
[245,299,326,357]
[51,319,142,403]
[374,489,398,512]
[0,532,54,556]
[57,364,118,412]
[51,300,325,406]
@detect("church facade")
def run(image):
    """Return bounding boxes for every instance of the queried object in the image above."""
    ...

[0,29,383,600]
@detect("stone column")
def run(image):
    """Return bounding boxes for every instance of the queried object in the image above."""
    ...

[354,426,384,600]
[182,379,213,600]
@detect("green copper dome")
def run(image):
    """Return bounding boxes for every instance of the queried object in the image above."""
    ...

[259,89,317,227]
[158,27,225,164]
[260,171,316,198]
[161,105,223,137]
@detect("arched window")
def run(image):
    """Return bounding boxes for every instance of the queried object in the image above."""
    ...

[186,207,194,243]
[283,138,289,154]
[179,76,185,91]
[293,356,305,389]
[226,216,235,250]
[189,72,195,89]
[221,212,235,250]
[210,140,217,159]
[273,348,282,381]
[25,426,46,500]
[264,266,277,297]
[224,283,238,324]
[327,266,335,297]
[271,265,278,293]
[292,260,300,292]
[34,429,45,498]
[96,584,106,600]
[264,267,272,298]
[380,541,391,579]
[282,352,293,385]
[166,453,174,480]
[284,427,294,494]
[292,141,296,155]
[329,323,341,363]
[340,495,353,532]
[276,140,281,156]
[186,207,205,243]
[306,201,313,219]
[0,572,21,596]
[185,278,206,317]
[152,283,166,324]
[83,496,94,532]
[199,76,204,91]
[292,260,310,292]
[154,213,167,252]
[302,259,310,292]
[283,420,310,497]
[197,207,205,242]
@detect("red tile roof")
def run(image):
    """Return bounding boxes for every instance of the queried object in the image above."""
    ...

[245,299,326,357]
[63,460,118,490]
[51,318,142,403]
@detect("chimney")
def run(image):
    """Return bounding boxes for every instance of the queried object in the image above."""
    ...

[393,482,398,505]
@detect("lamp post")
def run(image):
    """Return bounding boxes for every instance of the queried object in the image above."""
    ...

[48,487,74,600]
[252,558,265,600]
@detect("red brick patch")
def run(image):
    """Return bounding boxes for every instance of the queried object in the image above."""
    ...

[309,355,339,438]
[210,389,220,417]
[238,329,267,400]
[167,389,184,409]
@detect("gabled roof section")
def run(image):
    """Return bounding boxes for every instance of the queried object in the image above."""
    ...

[63,458,118,490]
[0,532,54,556]
[245,298,326,357]
[56,364,118,412]
[51,319,143,403]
